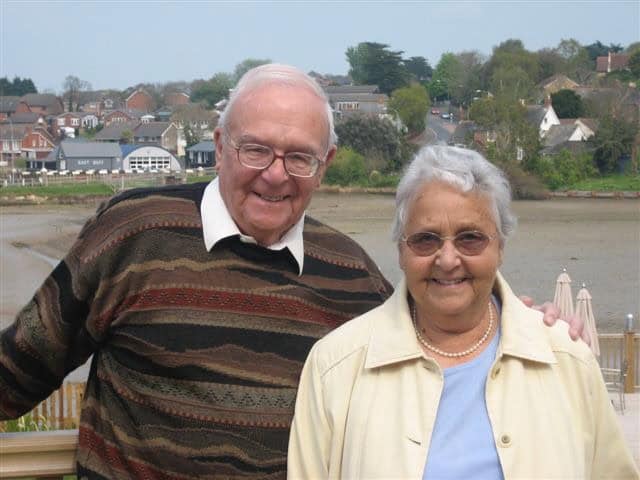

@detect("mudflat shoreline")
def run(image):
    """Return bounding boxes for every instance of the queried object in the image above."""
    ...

[2,193,639,335]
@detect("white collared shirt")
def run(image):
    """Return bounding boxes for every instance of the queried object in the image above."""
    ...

[200,178,305,275]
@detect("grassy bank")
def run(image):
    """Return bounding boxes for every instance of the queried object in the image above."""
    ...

[1,174,638,203]
[1,184,115,197]
[563,175,640,191]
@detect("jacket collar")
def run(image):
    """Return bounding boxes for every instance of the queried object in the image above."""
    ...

[364,273,557,369]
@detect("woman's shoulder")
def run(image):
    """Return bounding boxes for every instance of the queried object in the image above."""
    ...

[310,302,387,375]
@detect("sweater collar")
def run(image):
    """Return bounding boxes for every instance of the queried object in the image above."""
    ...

[364,272,557,369]
[200,178,305,275]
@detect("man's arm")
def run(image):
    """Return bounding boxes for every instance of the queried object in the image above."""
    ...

[520,296,585,342]
[0,219,102,419]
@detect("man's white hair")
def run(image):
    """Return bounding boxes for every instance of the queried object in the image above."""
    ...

[218,63,337,149]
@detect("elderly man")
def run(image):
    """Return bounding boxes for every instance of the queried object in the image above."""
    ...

[1,64,575,479]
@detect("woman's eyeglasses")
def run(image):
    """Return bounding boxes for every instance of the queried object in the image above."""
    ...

[402,230,497,256]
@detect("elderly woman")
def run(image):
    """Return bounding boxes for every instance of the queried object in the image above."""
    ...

[288,146,637,479]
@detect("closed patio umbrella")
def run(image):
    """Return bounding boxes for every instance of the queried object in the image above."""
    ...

[576,284,600,357]
[553,268,574,319]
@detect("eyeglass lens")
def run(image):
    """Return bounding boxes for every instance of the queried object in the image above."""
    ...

[239,144,317,177]
[405,231,491,256]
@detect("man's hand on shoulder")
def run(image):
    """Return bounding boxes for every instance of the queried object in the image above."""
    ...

[519,296,586,343]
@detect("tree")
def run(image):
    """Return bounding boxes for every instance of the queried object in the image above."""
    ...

[404,56,432,83]
[191,72,234,109]
[120,129,133,144]
[536,48,566,80]
[0,76,37,96]
[589,115,636,173]
[233,58,272,83]
[628,49,640,78]
[346,42,410,94]
[63,75,91,112]
[554,39,592,83]
[484,39,540,85]
[184,124,201,149]
[389,84,430,134]
[427,53,462,102]
[335,114,412,171]
[490,66,534,101]
[551,89,585,118]
[469,94,540,167]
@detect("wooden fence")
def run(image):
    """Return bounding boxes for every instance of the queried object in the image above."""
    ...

[0,382,85,433]
[598,332,639,392]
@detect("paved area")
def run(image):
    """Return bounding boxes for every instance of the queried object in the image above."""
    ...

[612,392,639,467]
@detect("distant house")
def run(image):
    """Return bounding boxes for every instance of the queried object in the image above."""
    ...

[596,52,630,74]
[186,140,215,168]
[15,93,64,116]
[525,103,561,137]
[0,124,55,167]
[537,74,579,101]
[56,112,82,131]
[0,96,20,121]
[81,113,99,129]
[93,121,139,142]
[121,144,181,171]
[21,127,56,165]
[125,89,155,113]
[133,122,179,154]
[164,92,190,107]
[51,140,123,171]
[541,118,597,156]
[0,124,25,165]
[324,85,389,118]
[171,103,218,132]
[103,109,135,127]
[5,112,45,126]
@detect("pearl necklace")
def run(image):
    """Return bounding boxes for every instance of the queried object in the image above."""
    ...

[411,301,494,358]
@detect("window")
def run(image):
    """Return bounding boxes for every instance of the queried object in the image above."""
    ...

[71,118,80,126]
[58,118,65,126]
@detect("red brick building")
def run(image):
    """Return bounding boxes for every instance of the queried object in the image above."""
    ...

[164,92,190,107]
[125,89,154,113]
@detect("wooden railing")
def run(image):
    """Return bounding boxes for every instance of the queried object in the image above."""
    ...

[0,429,77,479]
[598,332,639,392]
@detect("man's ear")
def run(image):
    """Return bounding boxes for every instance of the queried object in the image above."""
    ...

[213,128,224,172]
[324,144,337,168]
[315,145,337,187]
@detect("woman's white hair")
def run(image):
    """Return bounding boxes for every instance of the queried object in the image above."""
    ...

[391,145,517,246]
[218,63,337,149]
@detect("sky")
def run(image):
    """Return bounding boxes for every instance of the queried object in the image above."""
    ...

[1,1,638,93]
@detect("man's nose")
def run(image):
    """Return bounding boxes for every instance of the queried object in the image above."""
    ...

[261,154,289,181]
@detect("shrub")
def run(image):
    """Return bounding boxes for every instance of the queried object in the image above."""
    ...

[324,147,367,186]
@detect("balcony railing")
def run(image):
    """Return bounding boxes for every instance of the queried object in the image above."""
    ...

[0,429,77,479]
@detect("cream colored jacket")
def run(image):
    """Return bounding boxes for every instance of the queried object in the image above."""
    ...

[288,274,638,479]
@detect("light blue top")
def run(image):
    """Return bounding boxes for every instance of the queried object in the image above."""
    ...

[423,297,504,480]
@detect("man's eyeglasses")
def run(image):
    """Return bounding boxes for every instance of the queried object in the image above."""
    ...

[402,230,497,257]
[225,136,324,178]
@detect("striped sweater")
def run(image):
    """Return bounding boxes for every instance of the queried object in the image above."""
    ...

[0,182,393,479]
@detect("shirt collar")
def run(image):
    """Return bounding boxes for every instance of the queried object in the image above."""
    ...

[200,178,305,275]
[364,272,557,369]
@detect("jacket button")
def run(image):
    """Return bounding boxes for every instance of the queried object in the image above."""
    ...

[491,366,501,379]
[499,434,512,447]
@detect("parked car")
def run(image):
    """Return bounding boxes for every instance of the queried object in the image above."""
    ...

[431,108,440,115]
[440,112,450,119]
